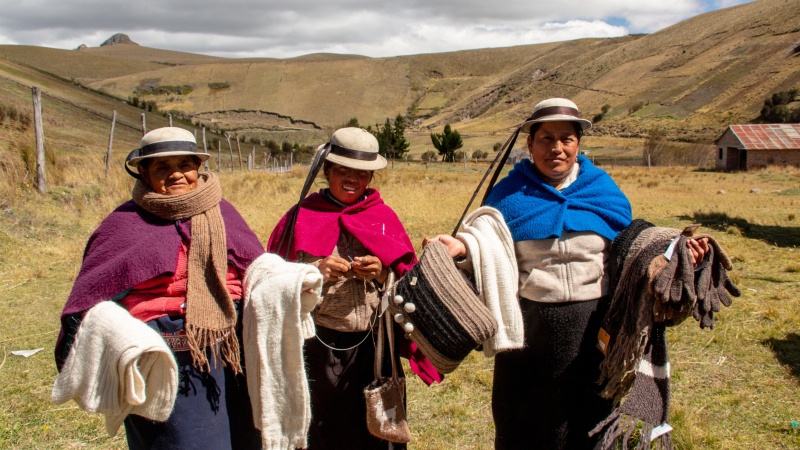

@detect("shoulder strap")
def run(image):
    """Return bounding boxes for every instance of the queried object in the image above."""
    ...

[275,143,332,258]
[450,125,522,237]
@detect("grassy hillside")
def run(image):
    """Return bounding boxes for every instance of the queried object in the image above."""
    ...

[1,0,797,155]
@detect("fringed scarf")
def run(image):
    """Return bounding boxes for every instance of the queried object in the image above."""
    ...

[592,219,740,449]
[133,172,241,374]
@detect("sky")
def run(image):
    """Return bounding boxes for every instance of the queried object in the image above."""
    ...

[0,0,752,59]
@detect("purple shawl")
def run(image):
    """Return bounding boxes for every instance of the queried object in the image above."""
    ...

[56,199,264,365]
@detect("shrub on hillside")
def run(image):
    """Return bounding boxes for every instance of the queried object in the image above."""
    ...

[208,82,231,91]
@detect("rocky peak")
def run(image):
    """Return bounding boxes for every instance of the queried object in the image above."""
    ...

[100,33,137,47]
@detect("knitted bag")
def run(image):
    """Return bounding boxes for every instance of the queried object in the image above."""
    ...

[389,240,498,374]
[364,311,412,444]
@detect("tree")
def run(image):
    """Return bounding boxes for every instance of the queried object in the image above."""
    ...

[421,150,437,162]
[472,150,488,160]
[373,115,410,160]
[493,142,502,152]
[430,124,463,162]
[346,117,360,128]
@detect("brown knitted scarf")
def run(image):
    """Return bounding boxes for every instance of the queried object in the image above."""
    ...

[132,172,241,374]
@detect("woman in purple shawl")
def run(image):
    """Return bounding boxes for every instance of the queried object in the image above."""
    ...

[268,127,432,450]
[56,127,264,449]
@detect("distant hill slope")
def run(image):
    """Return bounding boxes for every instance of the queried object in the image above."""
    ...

[1,0,798,149]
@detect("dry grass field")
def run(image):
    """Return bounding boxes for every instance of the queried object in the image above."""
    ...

[1,157,798,449]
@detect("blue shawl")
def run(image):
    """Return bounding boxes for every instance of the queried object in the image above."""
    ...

[485,155,632,242]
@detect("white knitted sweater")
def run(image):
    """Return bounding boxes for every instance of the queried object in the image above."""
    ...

[243,252,323,450]
[51,301,178,436]
[456,206,524,357]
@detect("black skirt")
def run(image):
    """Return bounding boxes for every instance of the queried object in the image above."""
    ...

[304,324,406,450]
[492,298,613,450]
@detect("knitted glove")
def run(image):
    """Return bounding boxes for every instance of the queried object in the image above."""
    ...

[652,235,697,324]
[692,236,741,329]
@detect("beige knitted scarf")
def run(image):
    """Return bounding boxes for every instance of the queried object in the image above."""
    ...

[132,172,241,375]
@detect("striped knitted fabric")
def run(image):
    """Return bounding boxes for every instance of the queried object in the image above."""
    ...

[390,241,497,374]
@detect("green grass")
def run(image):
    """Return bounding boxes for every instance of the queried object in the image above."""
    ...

[1,162,799,449]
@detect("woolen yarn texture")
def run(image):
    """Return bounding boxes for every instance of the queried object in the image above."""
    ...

[52,301,178,437]
[392,240,497,374]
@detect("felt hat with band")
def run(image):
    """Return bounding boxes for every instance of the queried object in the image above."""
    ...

[323,127,387,171]
[124,127,211,179]
[520,98,592,134]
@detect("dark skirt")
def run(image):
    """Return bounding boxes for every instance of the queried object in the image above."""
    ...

[304,324,406,450]
[492,298,612,450]
[124,314,262,450]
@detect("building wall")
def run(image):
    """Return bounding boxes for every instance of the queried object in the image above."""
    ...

[747,149,800,169]
[716,129,742,171]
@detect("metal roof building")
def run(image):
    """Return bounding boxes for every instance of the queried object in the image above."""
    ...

[716,124,800,171]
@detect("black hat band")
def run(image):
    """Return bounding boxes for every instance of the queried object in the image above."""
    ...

[527,105,581,122]
[137,140,198,159]
[330,144,378,161]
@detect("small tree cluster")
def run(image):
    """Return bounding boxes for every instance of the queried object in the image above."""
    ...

[593,104,611,123]
[472,150,489,160]
[373,115,410,160]
[758,89,800,123]
[421,150,437,162]
[430,124,463,162]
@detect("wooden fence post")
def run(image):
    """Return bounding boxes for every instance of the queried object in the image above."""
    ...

[105,110,117,178]
[236,135,243,171]
[141,113,147,135]
[226,134,234,172]
[217,140,222,171]
[201,127,209,171]
[31,87,46,194]
[169,114,173,127]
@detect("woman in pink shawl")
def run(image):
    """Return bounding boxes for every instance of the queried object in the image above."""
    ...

[268,127,437,449]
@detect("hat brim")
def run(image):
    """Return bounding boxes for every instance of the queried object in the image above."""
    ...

[520,115,592,134]
[323,147,387,171]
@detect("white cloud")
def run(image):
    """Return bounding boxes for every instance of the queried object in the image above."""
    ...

[0,0,750,58]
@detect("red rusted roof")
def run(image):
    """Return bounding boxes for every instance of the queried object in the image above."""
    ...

[728,124,800,150]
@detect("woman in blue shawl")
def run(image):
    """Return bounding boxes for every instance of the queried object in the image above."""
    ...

[428,98,708,449]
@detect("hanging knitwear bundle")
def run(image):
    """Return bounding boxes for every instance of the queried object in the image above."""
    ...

[389,241,497,374]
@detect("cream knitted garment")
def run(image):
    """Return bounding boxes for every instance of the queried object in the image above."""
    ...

[51,301,178,436]
[456,206,524,357]
[243,253,323,450]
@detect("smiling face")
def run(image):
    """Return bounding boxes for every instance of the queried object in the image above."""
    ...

[139,155,200,195]
[527,121,581,180]
[325,162,372,204]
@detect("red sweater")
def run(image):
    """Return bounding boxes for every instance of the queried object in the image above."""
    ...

[119,243,243,322]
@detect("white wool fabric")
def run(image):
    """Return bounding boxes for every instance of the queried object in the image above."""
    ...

[456,206,524,356]
[243,252,323,450]
[51,301,178,436]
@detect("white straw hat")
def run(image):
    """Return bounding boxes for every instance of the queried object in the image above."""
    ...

[124,127,210,177]
[520,98,592,134]
[323,127,387,171]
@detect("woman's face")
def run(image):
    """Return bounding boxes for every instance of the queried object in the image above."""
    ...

[325,163,372,205]
[140,155,200,195]
[528,121,580,180]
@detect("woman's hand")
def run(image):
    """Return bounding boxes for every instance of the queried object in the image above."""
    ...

[351,255,387,284]
[687,237,709,267]
[422,234,467,259]
[318,255,351,282]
